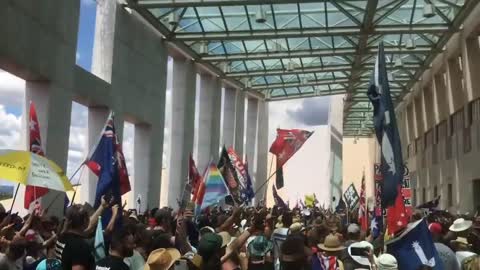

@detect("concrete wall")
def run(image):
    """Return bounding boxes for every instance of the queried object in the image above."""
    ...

[397,4,480,214]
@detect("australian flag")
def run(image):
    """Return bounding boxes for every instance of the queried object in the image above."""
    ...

[386,219,444,270]
[368,42,404,208]
[86,112,130,227]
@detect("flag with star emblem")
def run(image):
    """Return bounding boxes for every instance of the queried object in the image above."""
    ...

[86,112,131,226]
[269,129,313,188]
[358,173,368,231]
[24,101,50,210]
[386,219,443,270]
[367,42,405,208]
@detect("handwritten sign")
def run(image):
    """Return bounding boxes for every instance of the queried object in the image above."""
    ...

[343,183,359,209]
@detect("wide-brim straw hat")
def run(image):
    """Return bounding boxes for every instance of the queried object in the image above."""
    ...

[318,233,345,252]
[144,248,181,270]
[449,218,473,232]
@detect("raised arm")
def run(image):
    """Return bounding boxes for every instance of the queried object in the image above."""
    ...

[84,196,108,234]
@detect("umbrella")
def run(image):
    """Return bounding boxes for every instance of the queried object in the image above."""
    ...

[0,149,73,192]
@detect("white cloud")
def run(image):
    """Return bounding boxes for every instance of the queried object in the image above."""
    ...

[0,105,23,150]
[76,52,81,61]
[0,70,25,111]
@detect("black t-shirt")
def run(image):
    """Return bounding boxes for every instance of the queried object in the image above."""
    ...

[56,233,95,270]
[95,256,129,270]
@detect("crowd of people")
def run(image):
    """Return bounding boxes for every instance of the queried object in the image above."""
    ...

[1,197,480,270]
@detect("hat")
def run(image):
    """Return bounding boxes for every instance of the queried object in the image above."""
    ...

[248,235,273,257]
[348,241,374,266]
[428,222,442,235]
[129,213,139,221]
[377,254,398,270]
[347,223,360,234]
[182,251,202,269]
[217,231,231,248]
[145,248,181,270]
[198,233,223,260]
[289,222,304,234]
[317,234,345,252]
[36,259,62,270]
[449,218,473,232]
[451,237,471,247]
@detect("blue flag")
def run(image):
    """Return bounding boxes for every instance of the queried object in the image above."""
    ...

[386,219,444,270]
[368,42,404,208]
[371,214,383,239]
[94,216,106,261]
[86,113,122,227]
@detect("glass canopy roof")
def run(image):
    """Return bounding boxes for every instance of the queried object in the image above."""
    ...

[130,0,473,136]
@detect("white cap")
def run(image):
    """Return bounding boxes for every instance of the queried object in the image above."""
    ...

[347,223,360,234]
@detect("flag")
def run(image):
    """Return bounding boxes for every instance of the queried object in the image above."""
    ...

[367,42,404,208]
[416,196,441,209]
[305,194,315,208]
[200,162,229,210]
[243,158,255,203]
[218,147,239,190]
[358,174,368,231]
[386,219,444,270]
[368,42,407,235]
[335,197,346,213]
[189,154,202,196]
[24,102,50,210]
[272,185,287,209]
[372,163,384,239]
[269,129,313,189]
[94,216,106,261]
[86,112,131,226]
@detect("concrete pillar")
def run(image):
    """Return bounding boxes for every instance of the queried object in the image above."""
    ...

[163,58,196,207]
[414,95,425,136]
[245,98,259,168]
[82,107,109,204]
[433,73,449,122]
[423,85,435,130]
[461,36,480,101]
[222,88,236,148]
[255,100,269,201]
[91,0,117,82]
[407,104,416,141]
[148,125,164,209]
[25,81,72,217]
[446,57,465,113]
[133,124,151,212]
[234,90,246,157]
[196,74,221,172]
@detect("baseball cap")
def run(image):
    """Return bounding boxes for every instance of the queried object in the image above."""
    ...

[198,233,223,260]
[428,222,442,235]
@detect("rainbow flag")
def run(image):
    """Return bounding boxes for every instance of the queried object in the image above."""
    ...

[200,162,230,210]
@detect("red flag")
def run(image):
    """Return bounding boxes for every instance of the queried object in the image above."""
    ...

[269,129,313,167]
[358,173,368,231]
[115,142,131,195]
[386,186,408,235]
[189,154,202,197]
[24,102,49,210]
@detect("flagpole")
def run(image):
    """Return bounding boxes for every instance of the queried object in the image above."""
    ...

[262,155,275,203]
[45,162,85,211]
[253,165,282,196]
[9,184,21,213]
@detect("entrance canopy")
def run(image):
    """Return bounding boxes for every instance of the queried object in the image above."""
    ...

[129,0,472,136]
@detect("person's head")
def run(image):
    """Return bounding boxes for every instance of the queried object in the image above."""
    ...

[110,228,135,258]
[65,204,89,232]
[7,237,27,261]
[377,253,398,270]
[347,223,361,241]
[145,248,181,270]
[280,234,311,270]
[149,232,174,254]
[449,218,473,237]
[198,233,223,270]
[428,222,443,242]
[318,233,344,257]
[154,209,172,232]
[450,237,473,252]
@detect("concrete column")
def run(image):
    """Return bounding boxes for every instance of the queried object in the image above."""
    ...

[433,73,449,122]
[407,104,416,141]
[82,107,109,204]
[163,58,196,207]
[446,57,465,113]
[91,0,117,82]
[255,100,269,202]
[25,81,72,217]
[196,74,221,172]
[423,85,435,130]
[234,90,246,157]
[148,125,164,209]
[461,36,480,101]
[222,88,237,148]
[245,98,259,168]
[133,124,151,212]
[414,95,425,136]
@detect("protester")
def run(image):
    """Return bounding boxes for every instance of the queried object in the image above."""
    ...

[95,228,134,270]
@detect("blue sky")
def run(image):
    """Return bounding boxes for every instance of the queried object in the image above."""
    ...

[76,0,97,71]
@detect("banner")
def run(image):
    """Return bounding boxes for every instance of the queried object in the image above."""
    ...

[402,166,412,217]
[343,183,359,209]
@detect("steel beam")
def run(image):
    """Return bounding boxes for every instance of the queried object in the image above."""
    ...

[137,0,327,8]
[202,46,434,61]
[174,25,448,41]
[252,78,350,90]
